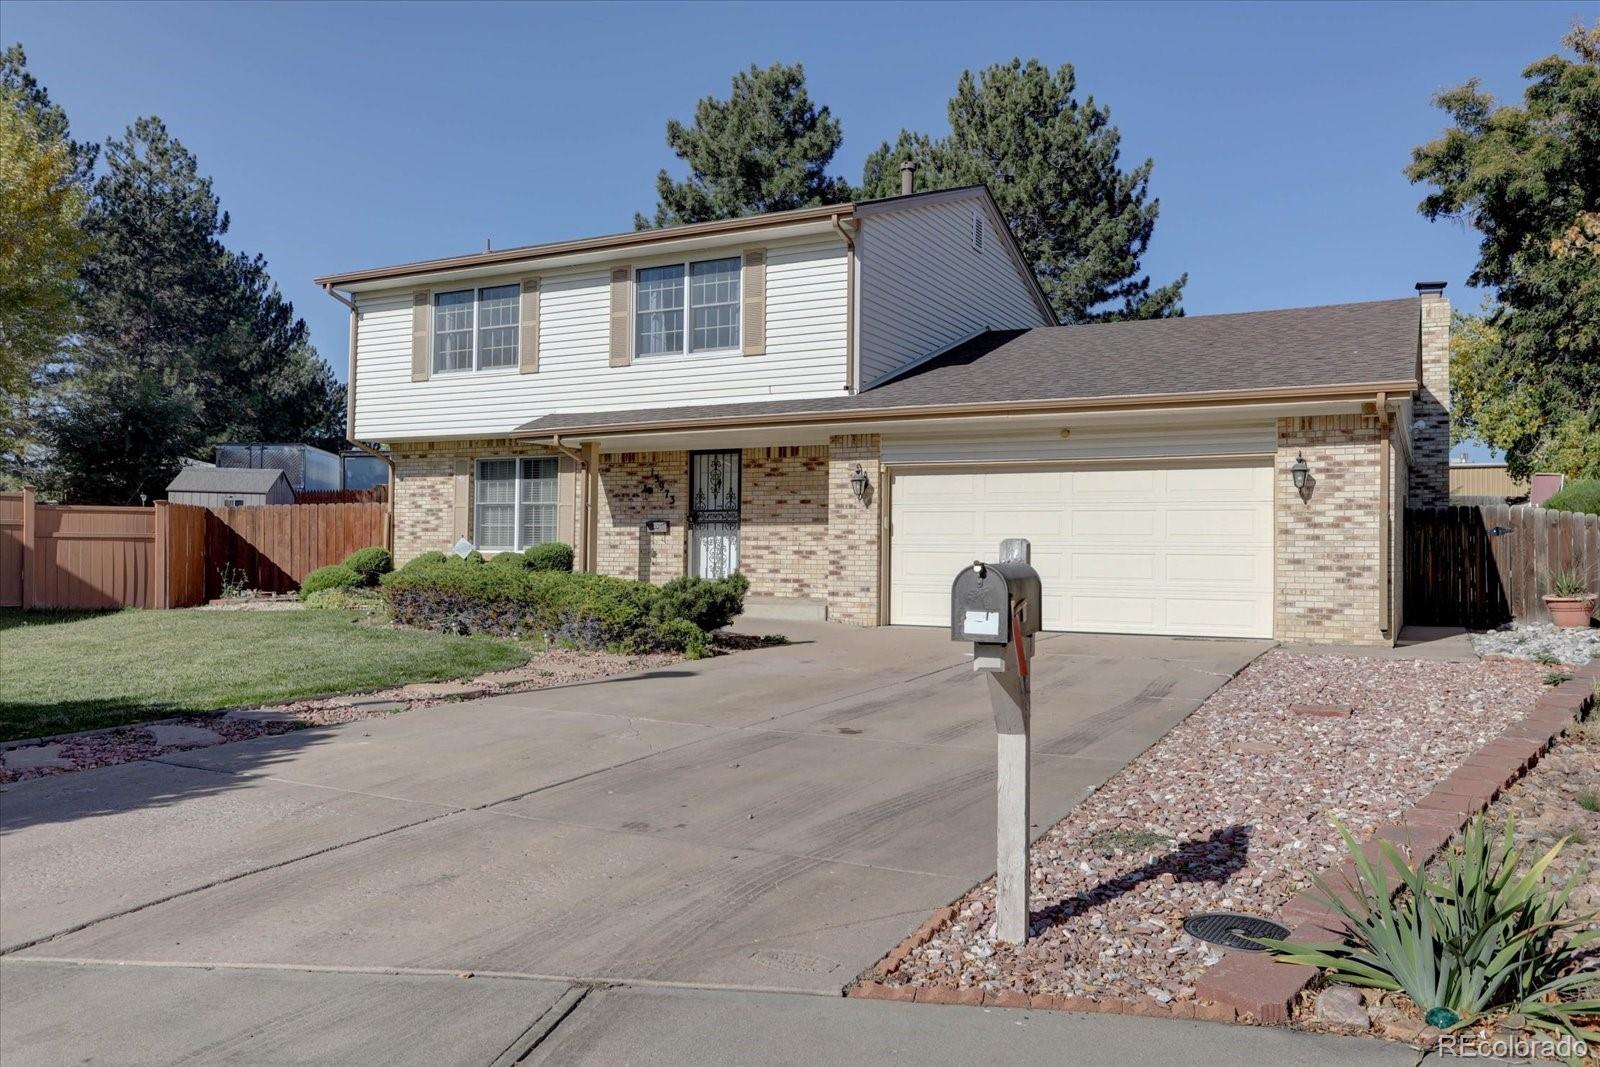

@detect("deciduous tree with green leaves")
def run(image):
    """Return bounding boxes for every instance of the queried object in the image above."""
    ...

[1407,22,1600,480]
[636,62,852,229]
[859,59,1185,323]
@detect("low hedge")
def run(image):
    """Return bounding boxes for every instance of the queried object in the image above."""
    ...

[526,542,574,572]
[342,546,393,584]
[381,555,746,657]
[1544,478,1600,516]
[301,564,364,596]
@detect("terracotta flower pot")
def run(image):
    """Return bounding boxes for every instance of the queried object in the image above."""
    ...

[1543,594,1597,629]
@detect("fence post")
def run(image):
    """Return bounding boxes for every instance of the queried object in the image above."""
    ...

[153,500,170,610]
[19,485,35,611]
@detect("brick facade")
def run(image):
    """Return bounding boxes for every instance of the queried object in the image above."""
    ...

[739,446,830,600]
[595,451,688,584]
[825,434,883,625]
[1408,289,1451,507]
[390,438,566,564]
[1274,415,1391,644]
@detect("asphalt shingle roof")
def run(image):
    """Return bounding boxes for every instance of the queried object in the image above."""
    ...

[517,297,1420,435]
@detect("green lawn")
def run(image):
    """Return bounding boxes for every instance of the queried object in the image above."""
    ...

[0,607,529,742]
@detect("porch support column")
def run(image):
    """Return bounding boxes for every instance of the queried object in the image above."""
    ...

[825,434,883,625]
[581,441,600,573]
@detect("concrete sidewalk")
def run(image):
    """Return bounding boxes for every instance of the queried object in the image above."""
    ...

[0,959,1422,1066]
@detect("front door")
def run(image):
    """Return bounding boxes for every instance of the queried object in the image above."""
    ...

[689,450,741,579]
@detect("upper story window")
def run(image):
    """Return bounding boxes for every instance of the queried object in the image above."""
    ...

[635,256,740,358]
[434,284,519,373]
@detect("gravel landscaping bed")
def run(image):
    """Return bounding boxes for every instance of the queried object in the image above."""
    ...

[1474,622,1600,665]
[869,650,1549,1008]
[1295,714,1600,1050]
[0,647,679,784]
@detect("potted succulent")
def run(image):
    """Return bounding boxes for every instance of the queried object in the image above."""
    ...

[1543,568,1597,628]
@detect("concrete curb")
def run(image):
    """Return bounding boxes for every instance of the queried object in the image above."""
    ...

[847,663,1597,1026]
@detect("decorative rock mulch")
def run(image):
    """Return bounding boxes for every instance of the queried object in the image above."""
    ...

[0,647,680,784]
[1295,713,1600,1049]
[1474,621,1600,665]
[852,650,1552,1018]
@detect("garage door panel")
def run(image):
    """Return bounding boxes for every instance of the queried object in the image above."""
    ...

[890,463,1272,638]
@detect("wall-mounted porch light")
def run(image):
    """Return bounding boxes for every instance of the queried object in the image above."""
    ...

[849,463,870,503]
[1290,452,1310,492]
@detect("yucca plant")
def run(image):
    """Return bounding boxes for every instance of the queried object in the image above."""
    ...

[1256,816,1599,1044]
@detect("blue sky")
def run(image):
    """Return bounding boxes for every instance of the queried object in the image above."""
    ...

[5,0,1593,463]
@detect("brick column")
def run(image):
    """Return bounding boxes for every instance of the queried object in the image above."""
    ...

[1408,283,1450,507]
[1275,416,1386,644]
[826,434,882,625]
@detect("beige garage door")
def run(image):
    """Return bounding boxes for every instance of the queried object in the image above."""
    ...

[889,462,1273,638]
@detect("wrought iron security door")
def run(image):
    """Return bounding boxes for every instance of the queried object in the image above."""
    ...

[689,450,741,579]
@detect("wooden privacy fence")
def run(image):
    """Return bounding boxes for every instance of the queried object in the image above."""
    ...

[294,485,388,505]
[0,489,388,610]
[205,502,387,599]
[1405,504,1600,627]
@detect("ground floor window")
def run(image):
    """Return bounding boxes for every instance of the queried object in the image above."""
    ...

[475,457,557,551]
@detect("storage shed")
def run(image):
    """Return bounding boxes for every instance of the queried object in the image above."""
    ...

[166,467,295,508]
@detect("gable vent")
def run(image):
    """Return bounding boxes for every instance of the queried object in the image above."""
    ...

[971,210,984,254]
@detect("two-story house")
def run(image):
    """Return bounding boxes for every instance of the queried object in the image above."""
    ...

[316,183,1450,646]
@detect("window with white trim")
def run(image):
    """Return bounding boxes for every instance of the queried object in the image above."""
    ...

[635,256,740,358]
[434,284,520,373]
[474,457,557,551]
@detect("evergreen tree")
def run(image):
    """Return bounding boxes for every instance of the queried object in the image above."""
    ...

[861,59,1185,323]
[47,117,343,502]
[1406,22,1600,480]
[637,62,853,229]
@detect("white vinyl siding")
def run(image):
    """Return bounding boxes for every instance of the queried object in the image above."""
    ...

[475,457,557,551]
[352,237,847,439]
[857,195,1050,388]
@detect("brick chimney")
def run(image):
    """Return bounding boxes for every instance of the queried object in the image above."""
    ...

[1408,282,1451,507]
[900,161,915,197]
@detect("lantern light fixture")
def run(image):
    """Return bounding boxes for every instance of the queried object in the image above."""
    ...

[849,463,870,503]
[1290,452,1310,492]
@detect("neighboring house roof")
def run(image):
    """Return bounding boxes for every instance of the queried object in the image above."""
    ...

[314,187,1053,325]
[516,297,1420,437]
[166,467,291,494]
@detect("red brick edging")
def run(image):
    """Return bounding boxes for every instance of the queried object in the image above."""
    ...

[848,666,1598,1025]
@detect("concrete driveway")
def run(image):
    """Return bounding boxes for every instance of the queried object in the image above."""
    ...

[2,623,1288,1062]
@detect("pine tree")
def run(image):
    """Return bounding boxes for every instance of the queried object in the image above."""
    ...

[637,63,853,229]
[861,59,1185,323]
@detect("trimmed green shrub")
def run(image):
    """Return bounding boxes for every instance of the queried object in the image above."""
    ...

[1544,478,1600,516]
[525,541,575,572]
[301,587,383,613]
[341,546,393,584]
[380,564,745,656]
[488,551,530,570]
[301,564,363,596]
[653,574,749,633]
[403,550,449,570]
[464,549,486,565]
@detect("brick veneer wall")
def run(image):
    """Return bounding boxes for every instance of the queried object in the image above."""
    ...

[1408,291,1451,506]
[390,438,565,564]
[740,446,829,599]
[595,451,688,584]
[1274,415,1389,644]
[826,434,883,625]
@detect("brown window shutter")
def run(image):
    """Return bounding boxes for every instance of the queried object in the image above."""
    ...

[741,249,766,356]
[556,453,577,546]
[609,266,632,366]
[411,291,431,381]
[519,277,540,374]
[453,459,471,541]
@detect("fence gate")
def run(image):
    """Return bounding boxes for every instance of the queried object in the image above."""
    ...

[1405,504,1600,627]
